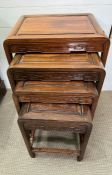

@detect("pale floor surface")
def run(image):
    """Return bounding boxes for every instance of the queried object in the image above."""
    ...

[0,90,112,175]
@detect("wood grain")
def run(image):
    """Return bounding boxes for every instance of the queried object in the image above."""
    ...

[4,13,110,65]
[15,81,98,104]
[19,103,92,131]
[5,13,110,160]
[7,53,105,83]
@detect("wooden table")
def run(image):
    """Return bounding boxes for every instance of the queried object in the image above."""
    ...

[4,13,110,161]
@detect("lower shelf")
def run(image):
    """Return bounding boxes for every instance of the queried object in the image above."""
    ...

[32,147,80,156]
[32,130,80,156]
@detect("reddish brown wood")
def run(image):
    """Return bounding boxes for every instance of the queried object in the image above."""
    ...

[19,103,92,123]
[4,14,110,65]
[32,147,80,156]
[12,94,20,114]
[9,53,104,69]
[4,13,110,161]
[7,52,104,118]
[18,120,35,158]
[77,124,92,161]
[18,103,92,160]
[15,81,98,104]
[7,53,105,91]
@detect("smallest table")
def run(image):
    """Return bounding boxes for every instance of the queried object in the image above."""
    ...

[18,103,92,161]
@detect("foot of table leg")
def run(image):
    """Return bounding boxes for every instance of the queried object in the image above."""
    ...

[18,119,35,158]
[77,124,92,161]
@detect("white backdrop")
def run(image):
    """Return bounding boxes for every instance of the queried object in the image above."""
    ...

[0,0,112,90]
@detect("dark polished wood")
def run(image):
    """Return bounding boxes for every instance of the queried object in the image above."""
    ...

[0,77,6,100]
[4,13,110,161]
